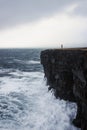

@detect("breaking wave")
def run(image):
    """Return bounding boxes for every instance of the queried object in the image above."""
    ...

[0,70,79,130]
[13,59,40,65]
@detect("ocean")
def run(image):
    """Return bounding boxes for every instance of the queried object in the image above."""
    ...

[0,49,79,130]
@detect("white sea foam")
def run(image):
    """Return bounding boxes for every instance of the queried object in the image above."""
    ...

[0,68,12,73]
[13,59,40,64]
[26,60,40,64]
[0,70,80,130]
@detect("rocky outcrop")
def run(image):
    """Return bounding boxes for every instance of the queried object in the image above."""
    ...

[40,48,87,130]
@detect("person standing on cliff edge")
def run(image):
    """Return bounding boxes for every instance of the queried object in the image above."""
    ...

[61,44,63,49]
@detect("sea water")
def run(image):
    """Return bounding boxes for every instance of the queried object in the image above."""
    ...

[0,49,80,130]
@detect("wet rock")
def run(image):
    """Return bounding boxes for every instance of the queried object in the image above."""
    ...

[40,48,87,130]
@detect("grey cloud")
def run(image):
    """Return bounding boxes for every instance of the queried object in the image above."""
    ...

[73,1,87,16]
[0,0,86,29]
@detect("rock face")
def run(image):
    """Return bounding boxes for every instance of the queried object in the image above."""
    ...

[40,49,87,130]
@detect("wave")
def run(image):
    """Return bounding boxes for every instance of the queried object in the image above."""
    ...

[0,68,12,73]
[0,71,79,130]
[13,59,40,65]
[26,60,40,64]
[0,68,15,77]
[0,92,29,130]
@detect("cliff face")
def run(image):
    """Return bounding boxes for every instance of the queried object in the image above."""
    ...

[40,49,87,130]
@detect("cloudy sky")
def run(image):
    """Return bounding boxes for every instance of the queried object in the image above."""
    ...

[0,0,87,48]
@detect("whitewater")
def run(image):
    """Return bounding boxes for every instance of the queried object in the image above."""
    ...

[0,49,79,130]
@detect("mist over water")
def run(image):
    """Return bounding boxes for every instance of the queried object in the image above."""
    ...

[0,49,79,130]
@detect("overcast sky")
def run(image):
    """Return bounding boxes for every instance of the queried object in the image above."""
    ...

[0,0,87,48]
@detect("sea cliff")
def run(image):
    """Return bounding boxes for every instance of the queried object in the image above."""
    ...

[40,48,87,130]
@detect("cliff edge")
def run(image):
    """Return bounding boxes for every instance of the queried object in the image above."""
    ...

[40,48,87,130]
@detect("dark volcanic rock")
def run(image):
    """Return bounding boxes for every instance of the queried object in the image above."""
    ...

[40,49,87,130]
